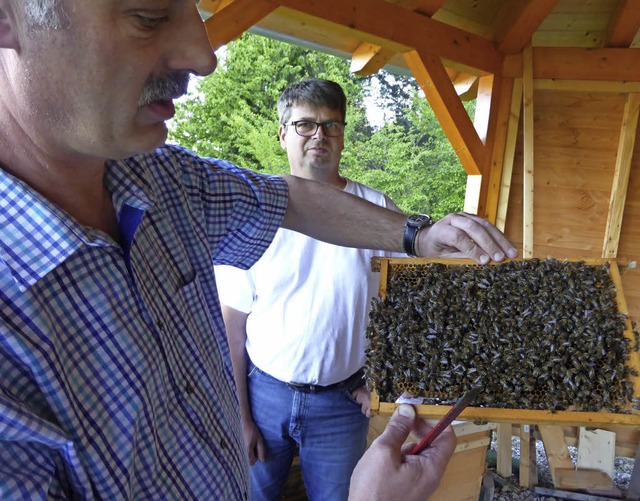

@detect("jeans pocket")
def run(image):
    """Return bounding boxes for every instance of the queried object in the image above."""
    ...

[247,362,259,378]
[342,388,361,407]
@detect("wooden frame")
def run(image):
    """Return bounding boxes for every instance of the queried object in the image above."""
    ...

[369,257,640,428]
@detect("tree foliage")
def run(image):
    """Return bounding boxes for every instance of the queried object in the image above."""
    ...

[169,33,469,219]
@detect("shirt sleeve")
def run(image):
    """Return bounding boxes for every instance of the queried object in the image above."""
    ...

[0,391,90,500]
[214,264,254,314]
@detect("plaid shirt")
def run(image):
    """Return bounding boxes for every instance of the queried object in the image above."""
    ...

[0,145,288,500]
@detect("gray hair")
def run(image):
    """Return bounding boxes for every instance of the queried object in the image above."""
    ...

[24,0,68,30]
[277,78,347,124]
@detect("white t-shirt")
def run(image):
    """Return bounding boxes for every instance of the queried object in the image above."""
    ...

[215,179,402,386]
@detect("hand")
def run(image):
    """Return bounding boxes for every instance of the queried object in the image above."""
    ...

[348,404,456,501]
[351,386,371,417]
[417,212,518,264]
[241,418,266,465]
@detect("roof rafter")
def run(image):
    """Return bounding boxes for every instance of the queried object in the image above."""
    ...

[493,0,560,55]
[349,0,447,76]
[267,0,503,75]
[605,0,640,48]
[404,50,488,176]
[204,0,277,51]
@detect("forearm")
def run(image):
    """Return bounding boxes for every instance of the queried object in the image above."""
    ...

[221,306,253,422]
[282,175,406,253]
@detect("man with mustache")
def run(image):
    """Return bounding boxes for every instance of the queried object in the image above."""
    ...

[0,0,517,499]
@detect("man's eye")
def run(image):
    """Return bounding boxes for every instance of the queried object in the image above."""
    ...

[134,14,168,30]
[296,122,314,131]
[324,122,338,129]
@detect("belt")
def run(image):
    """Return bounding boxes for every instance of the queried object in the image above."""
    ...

[286,368,366,394]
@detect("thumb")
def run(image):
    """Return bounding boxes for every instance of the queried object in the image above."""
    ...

[376,404,415,448]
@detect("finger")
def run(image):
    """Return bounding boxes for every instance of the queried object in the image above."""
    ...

[374,404,415,449]
[446,214,517,263]
[419,425,456,472]
[256,437,266,463]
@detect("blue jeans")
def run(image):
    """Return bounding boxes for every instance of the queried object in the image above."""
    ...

[247,364,369,501]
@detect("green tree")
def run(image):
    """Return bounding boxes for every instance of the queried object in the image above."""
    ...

[169,33,467,218]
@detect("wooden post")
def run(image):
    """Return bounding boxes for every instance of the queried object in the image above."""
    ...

[519,424,538,488]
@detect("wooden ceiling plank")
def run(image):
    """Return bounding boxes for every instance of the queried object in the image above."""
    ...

[522,43,535,259]
[204,0,277,51]
[350,43,395,76]
[404,50,486,176]
[495,0,561,55]
[269,0,503,75]
[605,0,640,48]
[602,93,640,258]
[503,48,640,82]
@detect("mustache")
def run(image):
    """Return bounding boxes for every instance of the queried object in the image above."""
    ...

[139,73,190,106]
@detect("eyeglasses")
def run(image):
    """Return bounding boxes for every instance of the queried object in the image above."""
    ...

[284,120,347,137]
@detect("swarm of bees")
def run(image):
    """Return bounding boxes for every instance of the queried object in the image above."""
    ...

[365,258,639,413]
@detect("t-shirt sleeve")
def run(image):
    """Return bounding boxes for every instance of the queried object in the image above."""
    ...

[214,264,254,313]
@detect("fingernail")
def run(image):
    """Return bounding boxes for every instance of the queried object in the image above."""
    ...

[397,404,415,418]
[493,252,505,261]
[479,254,490,265]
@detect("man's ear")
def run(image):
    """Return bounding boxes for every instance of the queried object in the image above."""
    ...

[278,124,287,150]
[0,1,20,50]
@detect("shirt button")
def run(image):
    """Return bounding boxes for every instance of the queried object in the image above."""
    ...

[157,321,165,332]
[220,438,227,449]
[186,383,195,395]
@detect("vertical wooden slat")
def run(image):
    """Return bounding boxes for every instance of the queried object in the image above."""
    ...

[496,423,513,478]
[602,93,640,258]
[522,43,535,258]
[484,77,515,224]
[496,78,523,232]
[519,424,538,488]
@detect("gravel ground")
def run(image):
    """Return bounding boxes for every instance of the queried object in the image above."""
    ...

[486,435,636,500]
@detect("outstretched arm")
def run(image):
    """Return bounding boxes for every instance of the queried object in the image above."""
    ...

[282,175,517,264]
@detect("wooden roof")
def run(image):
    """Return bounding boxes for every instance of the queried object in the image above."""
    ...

[199,0,640,82]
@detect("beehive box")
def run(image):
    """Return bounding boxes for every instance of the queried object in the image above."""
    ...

[367,257,640,427]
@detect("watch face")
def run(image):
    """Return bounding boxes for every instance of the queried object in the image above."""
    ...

[408,214,433,228]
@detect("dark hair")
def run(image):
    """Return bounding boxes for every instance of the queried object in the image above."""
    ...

[277,78,347,124]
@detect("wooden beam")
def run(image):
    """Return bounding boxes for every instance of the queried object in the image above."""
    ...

[494,0,560,56]
[522,43,534,258]
[204,0,276,51]
[495,78,523,232]
[554,469,614,491]
[483,77,515,224]
[349,0,446,76]
[269,0,504,74]
[605,0,640,48]
[503,47,640,82]
[602,93,640,258]
[519,424,538,488]
[535,79,640,93]
[350,43,395,76]
[539,425,573,487]
[496,423,513,478]
[404,50,488,176]
[475,75,505,219]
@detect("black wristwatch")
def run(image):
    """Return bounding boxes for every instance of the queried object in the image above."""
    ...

[403,214,434,257]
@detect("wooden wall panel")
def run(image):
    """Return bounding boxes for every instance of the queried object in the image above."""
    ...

[504,90,640,321]
[618,124,640,322]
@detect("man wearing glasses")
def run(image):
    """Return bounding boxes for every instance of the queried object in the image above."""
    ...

[216,78,405,500]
